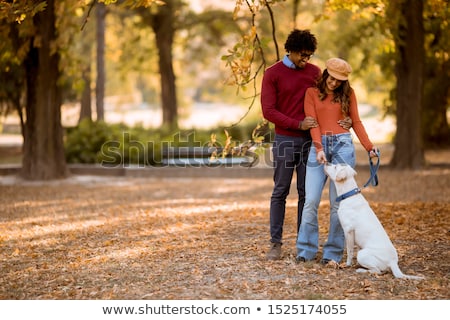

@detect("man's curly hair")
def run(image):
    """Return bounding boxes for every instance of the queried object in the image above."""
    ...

[284,29,317,53]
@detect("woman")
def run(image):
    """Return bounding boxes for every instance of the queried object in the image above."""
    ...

[296,57,379,264]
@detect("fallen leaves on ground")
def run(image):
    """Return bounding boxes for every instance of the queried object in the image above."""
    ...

[0,165,449,300]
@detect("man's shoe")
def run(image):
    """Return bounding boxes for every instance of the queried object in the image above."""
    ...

[321,258,339,268]
[321,258,339,265]
[296,256,306,263]
[266,242,282,260]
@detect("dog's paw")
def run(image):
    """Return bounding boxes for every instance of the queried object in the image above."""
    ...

[356,268,369,273]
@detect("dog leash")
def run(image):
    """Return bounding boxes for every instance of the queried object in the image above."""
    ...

[336,150,380,202]
[363,149,380,188]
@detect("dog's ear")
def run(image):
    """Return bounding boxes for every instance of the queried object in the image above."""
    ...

[346,166,357,177]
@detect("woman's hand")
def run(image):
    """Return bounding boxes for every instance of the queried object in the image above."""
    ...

[369,147,379,158]
[316,150,327,164]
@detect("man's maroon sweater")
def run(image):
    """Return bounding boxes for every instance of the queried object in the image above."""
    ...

[261,60,321,137]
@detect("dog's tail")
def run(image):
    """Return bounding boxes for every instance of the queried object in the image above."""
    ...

[390,263,424,280]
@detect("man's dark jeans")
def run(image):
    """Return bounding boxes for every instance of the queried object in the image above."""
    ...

[269,134,311,244]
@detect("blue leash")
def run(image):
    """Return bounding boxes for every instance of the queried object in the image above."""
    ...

[364,149,380,188]
[336,150,380,202]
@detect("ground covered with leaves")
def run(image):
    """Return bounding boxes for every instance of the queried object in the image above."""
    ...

[0,158,449,300]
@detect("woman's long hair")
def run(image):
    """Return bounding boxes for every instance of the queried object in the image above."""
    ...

[317,69,352,116]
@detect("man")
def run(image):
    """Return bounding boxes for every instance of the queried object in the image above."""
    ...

[260,28,323,260]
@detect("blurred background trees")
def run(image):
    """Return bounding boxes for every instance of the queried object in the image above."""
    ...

[228,0,448,169]
[0,0,448,179]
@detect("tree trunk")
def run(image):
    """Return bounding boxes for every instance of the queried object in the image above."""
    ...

[79,64,92,123]
[150,0,178,131]
[6,23,26,138]
[422,68,450,147]
[390,0,425,169]
[422,36,450,147]
[292,0,301,29]
[22,0,67,180]
[96,2,106,121]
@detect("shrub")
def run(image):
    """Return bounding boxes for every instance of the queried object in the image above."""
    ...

[65,119,113,164]
[64,120,269,166]
[65,120,160,166]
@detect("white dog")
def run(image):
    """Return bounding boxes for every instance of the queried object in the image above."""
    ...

[324,163,424,280]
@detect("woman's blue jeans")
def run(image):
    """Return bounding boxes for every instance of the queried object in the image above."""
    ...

[269,134,311,244]
[296,133,355,262]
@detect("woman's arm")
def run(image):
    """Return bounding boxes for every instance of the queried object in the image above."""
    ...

[348,91,374,152]
[304,89,322,151]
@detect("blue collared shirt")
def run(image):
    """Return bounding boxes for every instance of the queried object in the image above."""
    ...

[282,54,296,69]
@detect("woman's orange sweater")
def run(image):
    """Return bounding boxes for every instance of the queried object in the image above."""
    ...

[304,87,374,152]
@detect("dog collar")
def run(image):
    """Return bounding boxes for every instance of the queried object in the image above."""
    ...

[336,188,361,202]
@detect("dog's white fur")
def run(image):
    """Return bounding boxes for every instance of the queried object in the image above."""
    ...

[324,163,424,280]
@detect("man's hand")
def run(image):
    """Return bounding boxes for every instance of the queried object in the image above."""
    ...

[338,117,352,130]
[299,116,318,130]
